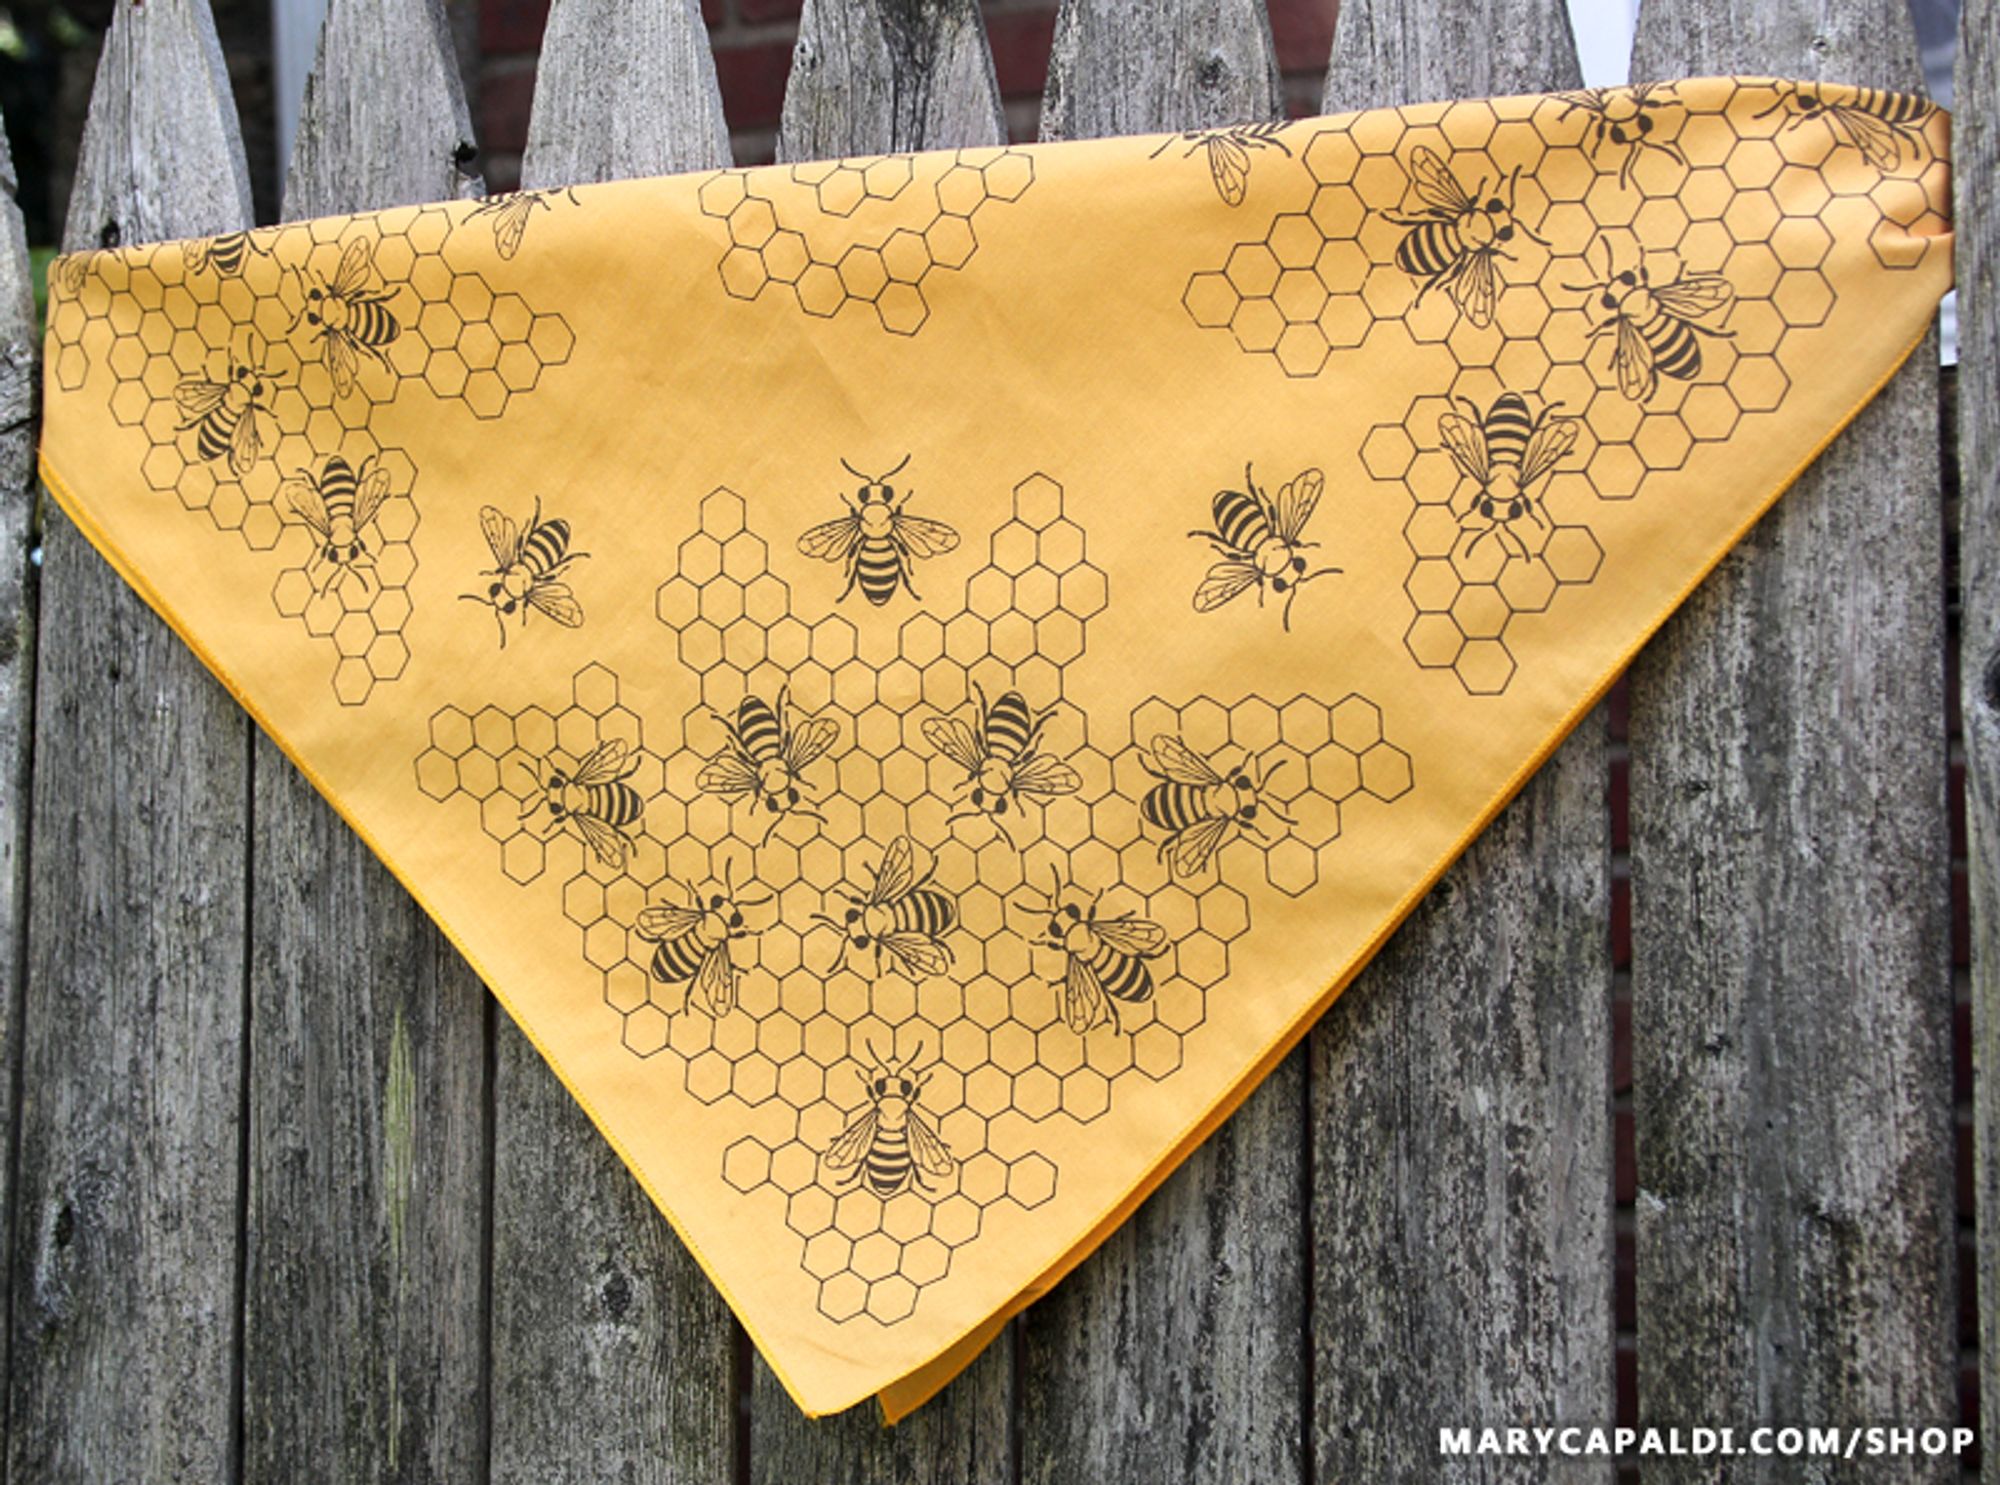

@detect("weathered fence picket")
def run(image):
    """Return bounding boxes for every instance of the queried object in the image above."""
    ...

[1311,4,1615,1482]
[0,0,1985,1478]
[11,4,254,1482]
[1628,2,1958,1476]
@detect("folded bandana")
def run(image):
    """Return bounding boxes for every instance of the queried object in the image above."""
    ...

[37,76,1952,1419]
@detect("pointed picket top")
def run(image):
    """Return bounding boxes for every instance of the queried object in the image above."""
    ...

[1322,0,1581,112]
[1038,0,1281,143]
[282,0,482,220]
[61,0,254,252]
[522,0,730,188]
[777,0,1006,162]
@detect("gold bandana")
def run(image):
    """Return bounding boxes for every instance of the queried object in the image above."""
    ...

[37,76,1952,1418]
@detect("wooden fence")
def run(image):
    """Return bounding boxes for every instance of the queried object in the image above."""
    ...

[0,0,1987,1478]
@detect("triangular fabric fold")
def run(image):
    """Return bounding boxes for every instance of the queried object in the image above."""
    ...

[37,76,1952,1418]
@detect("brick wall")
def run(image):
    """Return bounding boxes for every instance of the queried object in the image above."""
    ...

[474,0,1340,191]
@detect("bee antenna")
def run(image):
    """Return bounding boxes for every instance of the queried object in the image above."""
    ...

[839,456,867,481]
[881,453,911,480]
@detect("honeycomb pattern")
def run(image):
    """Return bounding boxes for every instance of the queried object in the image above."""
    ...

[46,205,575,702]
[416,475,1413,1324]
[697,147,1035,336]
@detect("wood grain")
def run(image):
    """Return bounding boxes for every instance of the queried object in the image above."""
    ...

[1958,0,2000,1477]
[1038,0,1281,143]
[10,4,254,1481]
[479,19,741,1483]
[1311,5,1613,1481]
[1628,5,1957,1477]
[237,7,492,1479]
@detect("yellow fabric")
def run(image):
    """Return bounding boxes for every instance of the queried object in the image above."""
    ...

[38,76,1952,1419]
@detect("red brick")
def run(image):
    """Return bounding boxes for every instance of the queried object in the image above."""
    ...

[1268,0,1336,76]
[984,5,1057,99]
[481,62,538,155]
[482,0,548,55]
[714,37,798,131]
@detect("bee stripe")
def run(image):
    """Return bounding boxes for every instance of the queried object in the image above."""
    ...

[523,519,573,576]
[891,890,958,939]
[344,300,401,347]
[650,936,710,983]
[736,696,784,762]
[1485,392,1535,467]
[1395,220,1463,278]
[856,539,905,604]
[1142,781,1211,834]
[1645,311,1703,381]
[865,1129,912,1196]
[1213,489,1273,554]
[984,693,1034,760]
[196,415,238,464]
[1092,942,1156,1004]
[320,456,358,521]
[586,782,646,829]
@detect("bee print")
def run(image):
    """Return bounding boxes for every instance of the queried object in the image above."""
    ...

[519,737,645,868]
[1554,84,1687,188]
[1385,146,1546,329]
[1148,122,1293,206]
[698,687,841,842]
[1139,734,1294,879]
[1188,463,1341,632]
[635,861,771,1017]
[468,186,579,259]
[797,456,961,606]
[812,835,957,979]
[51,251,90,296]
[822,1041,956,1199]
[1568,242,1735,402]
[1437,392,1578,563]
[293,238,403,397]
[921,683,1079,828]
[281,454,392,596]
[1753,80,1934,172]
[174,351,276,477]
[188,230,263,277]
[1017,869,1169,1034]
[460,497,589,647]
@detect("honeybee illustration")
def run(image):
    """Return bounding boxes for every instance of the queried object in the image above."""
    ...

[1188,463,1341,632]
[635,860,770,1017]
[1567,241,1735,402]
[1554,84,1687,189]
[922,684,1079,828]
[460,498,588,647]
[698,688,840,842]
[797,456,961,606]
[174,349,276,477]
[1438,392,1578,563]
[468,186,580,259]
[518,737,645,868]
[822,1041,956,1198]
[293,237,403,397]
[1752,80,1934,172]
[1148,121,1293,206]
[281,454,392,596]
[187,230,265,277]
[1386,146,1545,328]
[1017,869,1169,1034]
[812,835,957,979]
[1139,734,1294,879]
[51,250,90,296]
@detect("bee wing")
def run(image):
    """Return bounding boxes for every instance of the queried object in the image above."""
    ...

[637,903,705,940]
[785,715,841,769]
[880,932,952,980]
[797,515,862,562]
[331,236,373,296]
[871,835,919,902]
[479,505,522,565]
[822,1108,880,1171]
[1832,105,1904,170]
[230,408,263,476]
[174,379,228,419]
[696,944,738,1017]
[1167,814,1233,878]
[1148,734,1223,785]
[892,514,961,558]
[1207,134,1252,205]
[492,198,534,259]
[1012,754,1080,798]
[525,582,585,628]
[1455,247,1498,328]
[351,464,392,530]
[282,474,331,536]
[1650,273,1736,321]
[1613,315,1658,401]
[906,1110,956,1177]
[697,752,760,795]
[1438,412,1493,484]
[1274,467,1324,543]
[921,716,985,772]
[1194,560,1261,613]
[574,736,636,785]
[324,332,359,398]
[1064,955,1110,1034]
[1407,146,1475,216]
[1093,916,1170,957]
[571,814,628,869]
[1519,416,1580,488]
